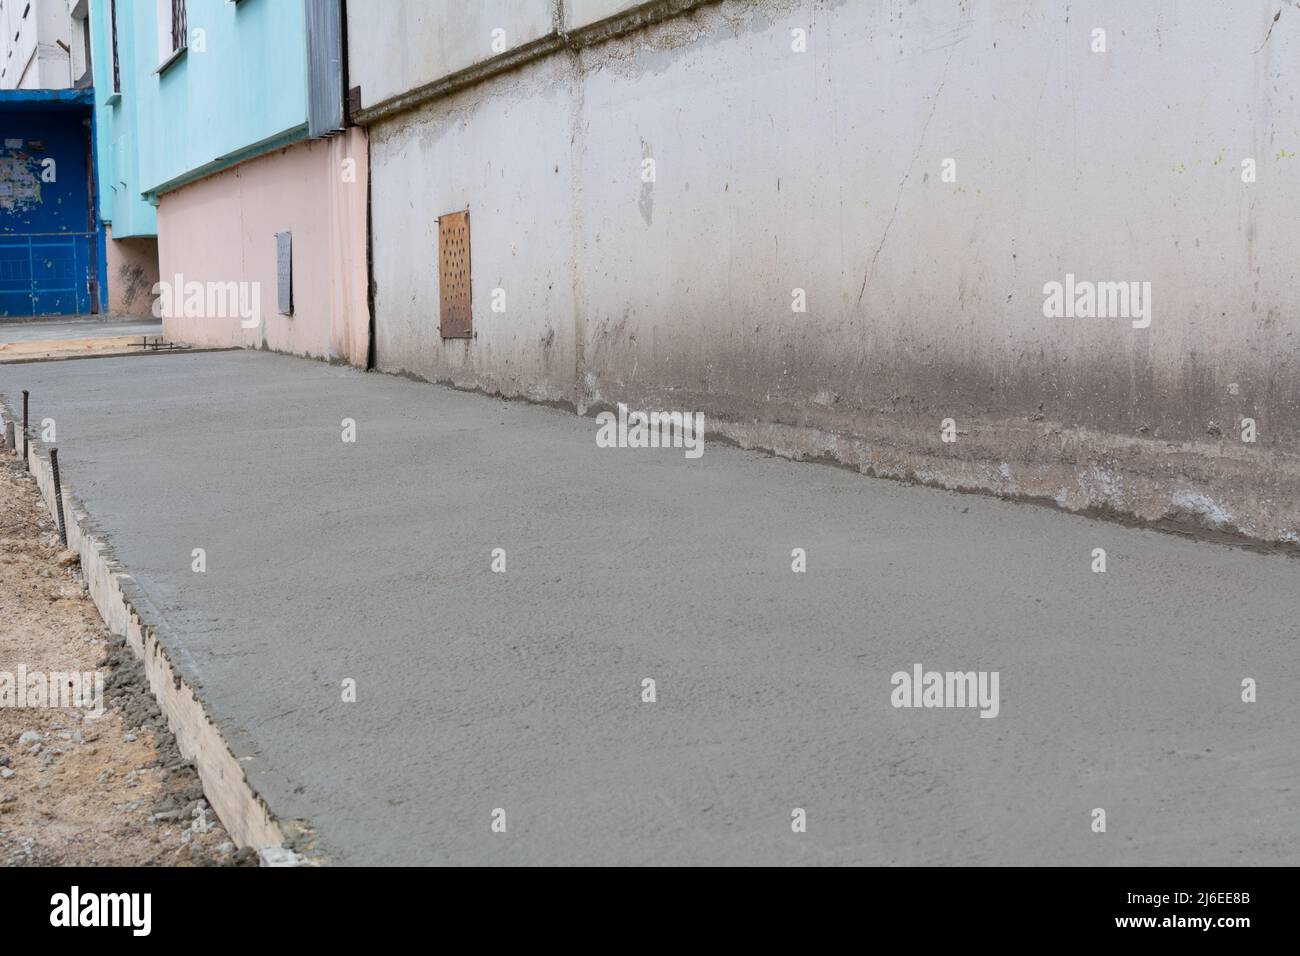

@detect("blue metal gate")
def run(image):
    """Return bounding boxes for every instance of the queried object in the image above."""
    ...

[0,233,94,316]
[0,90,101,318]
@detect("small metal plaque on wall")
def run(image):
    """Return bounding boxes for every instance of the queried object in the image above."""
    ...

[276,231,293,316]
[438,210,472,339]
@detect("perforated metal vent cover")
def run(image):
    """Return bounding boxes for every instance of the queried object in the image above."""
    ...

[438,210,472,339]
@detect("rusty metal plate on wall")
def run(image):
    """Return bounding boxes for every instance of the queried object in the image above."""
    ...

[438,210,472,339]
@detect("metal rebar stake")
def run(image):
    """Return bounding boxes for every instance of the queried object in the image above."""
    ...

[50,447,67,548]
[21,389,29,470]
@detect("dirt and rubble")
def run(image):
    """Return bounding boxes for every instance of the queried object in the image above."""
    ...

[0,451,253,866]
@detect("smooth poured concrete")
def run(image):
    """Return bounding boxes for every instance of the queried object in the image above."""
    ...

[1,350,1296,865]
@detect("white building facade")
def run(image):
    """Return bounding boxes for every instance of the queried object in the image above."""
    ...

[1,0,90,91]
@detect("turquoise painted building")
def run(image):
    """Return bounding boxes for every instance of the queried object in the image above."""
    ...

[89,0,342,238]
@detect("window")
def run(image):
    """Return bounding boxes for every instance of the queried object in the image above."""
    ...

[156,0,187,72]
[80,15,92,87]
[110,0,120,93]
[171,0,187,53]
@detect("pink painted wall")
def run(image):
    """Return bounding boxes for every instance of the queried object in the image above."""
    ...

[104,227,160,317]
[155,128,370,365]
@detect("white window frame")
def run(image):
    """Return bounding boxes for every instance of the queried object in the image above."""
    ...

[155,0,187,73]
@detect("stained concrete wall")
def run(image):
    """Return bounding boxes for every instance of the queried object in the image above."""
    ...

[369,53,579,401]
[361,0,1300,543]
[104,227,159,318]
[347,0,556,109]
[156,129,369,365]
[565,0,647,29]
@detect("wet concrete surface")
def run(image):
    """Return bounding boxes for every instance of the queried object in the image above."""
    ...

[1,350,1296,865]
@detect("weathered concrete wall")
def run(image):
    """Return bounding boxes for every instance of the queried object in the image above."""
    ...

[363,0,1300,543]
[565,0,649,30]
[156,129,370,365]
[104,227,159,318]
[369,54,579,401]
[347,0,556,109]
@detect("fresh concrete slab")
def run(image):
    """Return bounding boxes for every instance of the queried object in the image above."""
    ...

[1,350,1296,865]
